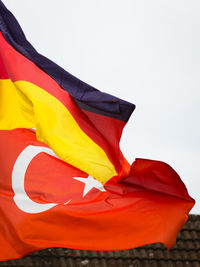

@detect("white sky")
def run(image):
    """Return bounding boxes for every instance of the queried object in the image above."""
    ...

[4,0,200,214]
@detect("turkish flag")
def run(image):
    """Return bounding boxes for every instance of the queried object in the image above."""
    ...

[0,129,195,261]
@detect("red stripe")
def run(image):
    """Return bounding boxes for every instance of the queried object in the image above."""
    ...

[0,53,9,78]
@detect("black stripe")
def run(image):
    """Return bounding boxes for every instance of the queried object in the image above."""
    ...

[75,99,135,121]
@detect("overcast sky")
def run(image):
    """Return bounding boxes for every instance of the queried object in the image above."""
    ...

[4,0,200,214]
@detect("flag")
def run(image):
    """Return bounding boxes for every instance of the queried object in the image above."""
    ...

[0,128,195,260]
[0,0,195,261]
[0,0,135,184]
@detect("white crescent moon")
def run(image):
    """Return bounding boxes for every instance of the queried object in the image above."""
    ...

[12,145,69,214]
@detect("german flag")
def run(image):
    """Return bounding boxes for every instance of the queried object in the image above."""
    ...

[0,1,135,184]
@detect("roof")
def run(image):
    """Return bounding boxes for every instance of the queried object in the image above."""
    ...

[1,215,199,267]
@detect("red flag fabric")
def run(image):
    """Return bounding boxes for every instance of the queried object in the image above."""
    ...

[0,129,194,261]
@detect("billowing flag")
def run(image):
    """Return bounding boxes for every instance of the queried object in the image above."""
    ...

[0,129,195,260]
[0,0,195,261]
[0,0,135,184]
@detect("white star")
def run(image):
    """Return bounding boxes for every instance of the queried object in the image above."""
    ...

[73,175,106,197]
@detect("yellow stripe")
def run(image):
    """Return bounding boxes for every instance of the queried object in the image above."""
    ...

[0,79,117,183]
[0,79,34,129]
